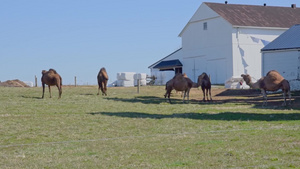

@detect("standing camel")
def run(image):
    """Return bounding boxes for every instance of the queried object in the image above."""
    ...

[97,67,109,96]
[41,69,62,99]
[241,70,291,106]
[164,73,193,103]
[197,72,212,101]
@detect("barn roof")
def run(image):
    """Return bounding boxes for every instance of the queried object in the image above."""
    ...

[261,24,300,51]
[205,2,300,28]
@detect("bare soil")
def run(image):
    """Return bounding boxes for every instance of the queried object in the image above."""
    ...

[187,87,300,109]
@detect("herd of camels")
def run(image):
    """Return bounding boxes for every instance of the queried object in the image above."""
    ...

[41,68,291,106]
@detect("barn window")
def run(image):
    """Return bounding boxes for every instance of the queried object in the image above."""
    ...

[203,22,207,30]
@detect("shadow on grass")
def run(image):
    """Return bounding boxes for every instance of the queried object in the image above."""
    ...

[21,95,43,99]
[88,112,300,121]
[104,96,167,104]
[103,95,299,110]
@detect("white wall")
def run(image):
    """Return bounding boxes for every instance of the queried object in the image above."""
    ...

[262,50,300,91]
[180,4,232,83]
[232,27,286,80]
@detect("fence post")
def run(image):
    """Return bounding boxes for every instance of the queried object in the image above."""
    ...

[137,79,140,93]
[74,76,77,87]
[35,75,37,87]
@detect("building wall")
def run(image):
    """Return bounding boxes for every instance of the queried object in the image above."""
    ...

[149,49,183,85]
[262,50,300,91]
[180,4,233,83]
[231,27,285,80]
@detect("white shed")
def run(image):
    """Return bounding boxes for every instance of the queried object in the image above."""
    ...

[149,2,300,86]
[261,24,300,91]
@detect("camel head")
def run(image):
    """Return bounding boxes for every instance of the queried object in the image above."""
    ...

[241,74,252,85]
[42,70,47,74]
[183,73,188,78]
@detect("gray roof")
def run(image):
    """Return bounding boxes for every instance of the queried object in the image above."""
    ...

[261,24,300,51]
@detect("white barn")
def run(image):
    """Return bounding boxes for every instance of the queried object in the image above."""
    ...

[149,2,300,86]
[262,24,300,91]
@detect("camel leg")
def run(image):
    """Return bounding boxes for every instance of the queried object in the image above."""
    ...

[48,86,52,98]
[103,82,107,96]
[57,85,62,99]
[165,89,172,103]
[182,90,186,103]
[202,88,205,101]
[288,90,291,105]
[42,83,45,98]
[100,82,106,96]
[282,90,291,106]
[97,86,100,95]
[187,88,190,103]
[261,89,267,106]
[102,82,107,96]
[168,92,171,103]
[209,89,212,101]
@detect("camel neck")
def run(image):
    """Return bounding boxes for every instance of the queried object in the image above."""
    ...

[248,82,260,89]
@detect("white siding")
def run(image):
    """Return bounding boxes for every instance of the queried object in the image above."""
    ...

[180,3,232,84]
[262,50,300,91]
[262,50,299,80]
[232,27,285,80]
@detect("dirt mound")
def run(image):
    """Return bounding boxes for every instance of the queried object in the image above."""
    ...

[0,79,30,87]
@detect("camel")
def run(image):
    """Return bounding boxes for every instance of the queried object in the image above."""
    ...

[197,72,212,101]
[97,67,109,96]
[241,70,291,106]
[164,73,193,103]
[41,69,62,99]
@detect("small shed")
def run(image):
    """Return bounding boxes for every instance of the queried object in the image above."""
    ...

[261,24,300,91]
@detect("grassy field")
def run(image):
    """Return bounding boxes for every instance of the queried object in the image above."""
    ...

[0,86,299,168]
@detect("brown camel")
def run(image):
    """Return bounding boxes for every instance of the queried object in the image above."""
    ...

[164,73,193,103]
[197,72,212,101]
[241,70,291,106]
[97,67,109,96]
[41,69,62,99]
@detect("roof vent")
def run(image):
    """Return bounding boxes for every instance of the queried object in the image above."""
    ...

[291,4,296,8]
[225,1,228,4]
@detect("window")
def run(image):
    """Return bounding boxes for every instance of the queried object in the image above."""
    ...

[203,22,207,30]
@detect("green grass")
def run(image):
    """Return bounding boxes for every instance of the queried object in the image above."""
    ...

[0,86,300,168]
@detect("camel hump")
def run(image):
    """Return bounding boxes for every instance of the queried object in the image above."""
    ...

[49,69,58,74]
[99,67,109,80]
[266,70,284,81]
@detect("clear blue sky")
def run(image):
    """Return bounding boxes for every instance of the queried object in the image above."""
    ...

[1,0,298,85]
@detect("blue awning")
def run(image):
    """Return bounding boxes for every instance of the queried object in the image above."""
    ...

[153,59,182,70]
